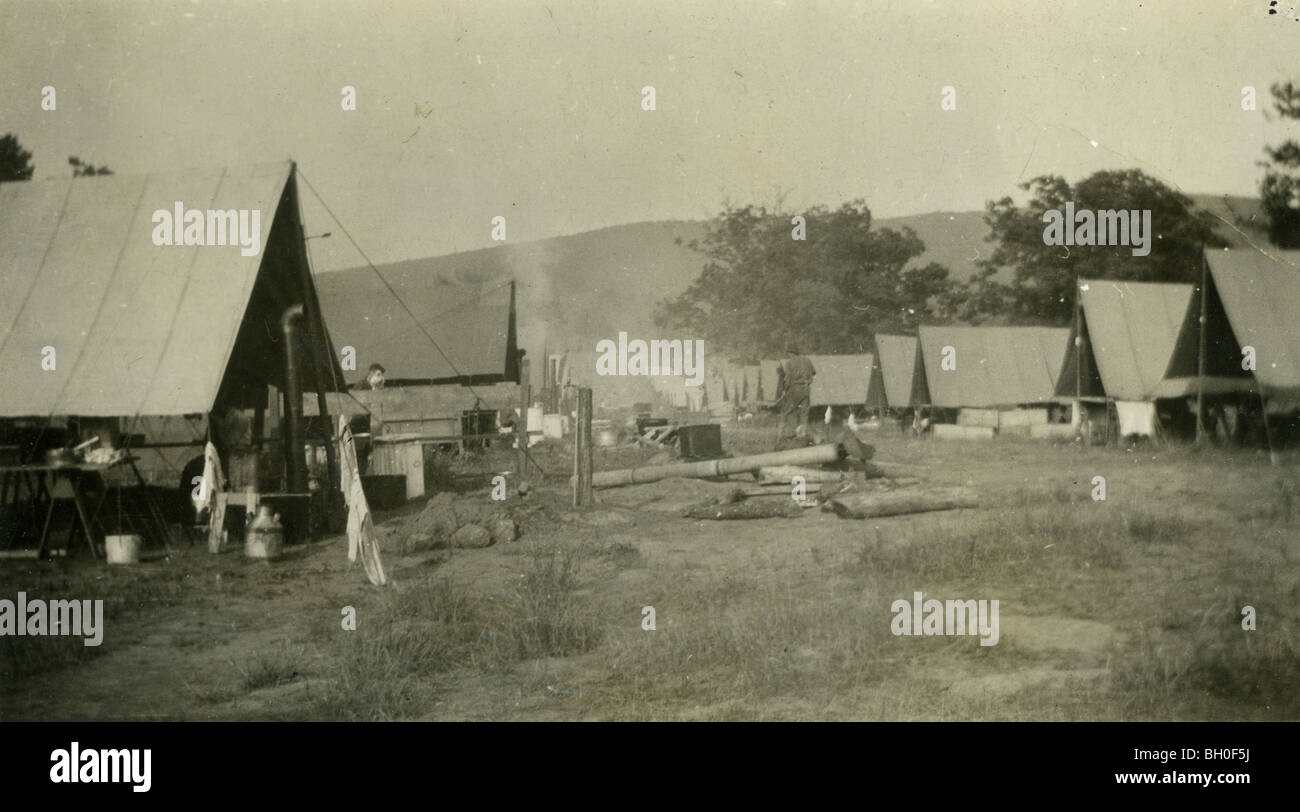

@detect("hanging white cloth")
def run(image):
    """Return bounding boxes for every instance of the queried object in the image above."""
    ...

[338,416,387,586]
[200,440,224,514]
[1114,400,1157,437]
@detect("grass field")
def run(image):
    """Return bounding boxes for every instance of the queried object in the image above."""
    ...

[2,423,1297,721]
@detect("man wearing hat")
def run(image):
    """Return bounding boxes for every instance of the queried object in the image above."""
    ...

[773,348,816,449]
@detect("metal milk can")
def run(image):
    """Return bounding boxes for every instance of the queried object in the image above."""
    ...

[245,504,284,560]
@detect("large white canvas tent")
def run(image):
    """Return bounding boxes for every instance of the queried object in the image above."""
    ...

[0,162,342,420]
[1056,280,1195,401]
[1165,247,1300,399]
[805,354,885,409]
[916,326,1070,409]
[873,334,922,409]
[1055,280,1196,435]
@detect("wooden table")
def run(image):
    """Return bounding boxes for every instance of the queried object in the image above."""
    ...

[0,455,173,560]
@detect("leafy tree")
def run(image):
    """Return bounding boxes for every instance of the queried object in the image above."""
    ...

[654,200,954,360]
[1259,80,1300,248]
[955,170,1224,326]
[69,156,113,176]
[0,133,34,182]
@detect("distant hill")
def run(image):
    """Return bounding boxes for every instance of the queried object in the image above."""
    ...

[318,195,1267,360]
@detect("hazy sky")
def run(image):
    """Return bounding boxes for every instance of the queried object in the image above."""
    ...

[2,0,1296,270]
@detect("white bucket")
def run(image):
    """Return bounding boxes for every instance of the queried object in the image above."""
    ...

[105,534,142,565]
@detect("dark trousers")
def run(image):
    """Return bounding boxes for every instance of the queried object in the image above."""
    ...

[773,383,811,447]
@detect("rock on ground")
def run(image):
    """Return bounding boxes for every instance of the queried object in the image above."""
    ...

[450,524,492,548]
[397,491,521,552]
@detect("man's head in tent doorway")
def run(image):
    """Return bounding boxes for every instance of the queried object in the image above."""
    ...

[360,363,386,391]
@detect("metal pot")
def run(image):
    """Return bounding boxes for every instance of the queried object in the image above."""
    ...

[45,447,81,467]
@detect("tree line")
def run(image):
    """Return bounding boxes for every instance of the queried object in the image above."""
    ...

[657,80,1300,361]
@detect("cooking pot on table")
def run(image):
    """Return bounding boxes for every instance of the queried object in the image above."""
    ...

[44,447,82,467]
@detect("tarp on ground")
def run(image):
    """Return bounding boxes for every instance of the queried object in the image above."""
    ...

[1165,247,1300,398]
[316,270,518,386]
[873,334,920,408]
[0,162,342,418]
[1056,280,1196,401]
[806,354,876,407]
[917,326,1070,408]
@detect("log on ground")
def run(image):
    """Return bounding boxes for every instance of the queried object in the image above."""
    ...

[683,499,803,520]
[757,465,854,483]
[585,443,843,489]
[821,487,978,519]
[758,461,919,481]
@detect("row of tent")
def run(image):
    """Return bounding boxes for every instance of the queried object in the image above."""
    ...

[646,246,1300,425]
[669,330,1072,414]
[3,158,1293,446]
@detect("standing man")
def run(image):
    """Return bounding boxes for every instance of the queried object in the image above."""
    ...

[773,348,816,449]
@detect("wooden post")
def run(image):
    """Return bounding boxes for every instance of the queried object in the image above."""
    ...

[1103,397,1112,447]
[516,357,530,480]
[574,387,593,506]
[1196,247,1208,445]
[1073,274,1084,440]
[1259,390,1280,467]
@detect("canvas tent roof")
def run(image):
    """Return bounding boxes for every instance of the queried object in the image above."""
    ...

[806,354,878,407]
[703,366,727,408]
[1165,248,1300,398]
[874,334,921,408]
[759,360,781,403]
[316,270,518,386]
[553,348,657,407]
[1056,280,1197,401]
[724,363,745,403]
[0,162,341,418]
[557,349,598,388]
[917,326,1070,408]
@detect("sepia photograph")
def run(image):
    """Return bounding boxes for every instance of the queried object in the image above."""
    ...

[0,0,1295,773]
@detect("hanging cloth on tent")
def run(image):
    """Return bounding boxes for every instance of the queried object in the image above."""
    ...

[200,440,224,515]
[338,416,387,586]
[1114,400,1157,437]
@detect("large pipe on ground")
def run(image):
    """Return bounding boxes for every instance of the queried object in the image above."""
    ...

[579,443,844,489]
[280,304,307,495]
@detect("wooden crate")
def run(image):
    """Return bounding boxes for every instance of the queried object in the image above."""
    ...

[370,438,424,500]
